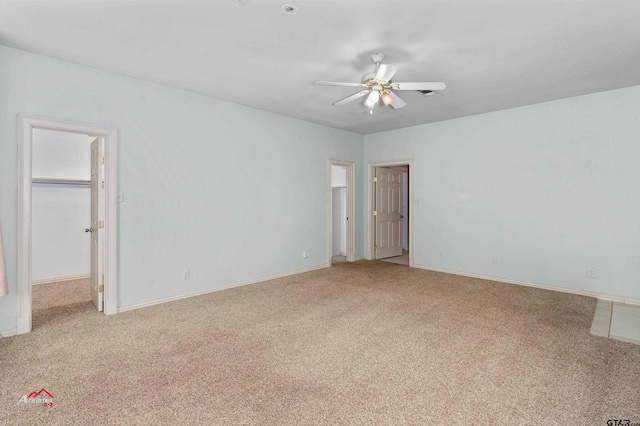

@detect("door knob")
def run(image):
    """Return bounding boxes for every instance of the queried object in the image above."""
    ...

[85,228,93,233]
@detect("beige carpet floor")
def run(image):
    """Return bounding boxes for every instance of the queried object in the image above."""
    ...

[1,261,639,425]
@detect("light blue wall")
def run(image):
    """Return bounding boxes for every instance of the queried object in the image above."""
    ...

[2,43,639,335]
[0,45,365,333]
[365,86,640,299]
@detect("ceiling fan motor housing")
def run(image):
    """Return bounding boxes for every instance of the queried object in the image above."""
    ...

[362,72,376,82]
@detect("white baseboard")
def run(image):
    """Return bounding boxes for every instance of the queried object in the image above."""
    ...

[117,263,331,314]
[413,264,640,307]
[32,274,91,285]
[0,328,18,338]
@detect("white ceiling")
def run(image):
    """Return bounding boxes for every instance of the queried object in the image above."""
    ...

[1,0,639,135]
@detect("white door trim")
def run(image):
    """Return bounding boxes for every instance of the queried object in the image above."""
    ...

[17,115,118,334]
[328,160,355,263]
[367,160,414,266]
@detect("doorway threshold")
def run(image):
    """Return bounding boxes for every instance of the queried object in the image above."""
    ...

[380,250,409,266]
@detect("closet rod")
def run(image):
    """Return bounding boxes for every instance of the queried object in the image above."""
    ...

[32,177,91,187]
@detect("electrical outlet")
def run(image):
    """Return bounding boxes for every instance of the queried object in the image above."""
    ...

[491,256,498,265]
[183,270,190,280]
[588,269,596,278]
[303,251,309,258]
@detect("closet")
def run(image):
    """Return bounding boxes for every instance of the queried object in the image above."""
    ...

[31,129,94,286]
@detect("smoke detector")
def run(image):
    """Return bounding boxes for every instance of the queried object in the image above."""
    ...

[281,4,298,15]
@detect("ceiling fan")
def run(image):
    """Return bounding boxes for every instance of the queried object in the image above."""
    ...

[315,53,446,113]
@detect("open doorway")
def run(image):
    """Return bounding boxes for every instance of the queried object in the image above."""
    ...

[17,116,118,335]
[328,160,355,264]
[31,129,95,324]
[368,160,413,266]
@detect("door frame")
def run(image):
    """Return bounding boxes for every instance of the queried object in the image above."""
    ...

[17,115,118,334]
[328,160,355,263]
[367,159,414,266]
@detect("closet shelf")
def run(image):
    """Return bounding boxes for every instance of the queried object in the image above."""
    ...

[32,178,91,186]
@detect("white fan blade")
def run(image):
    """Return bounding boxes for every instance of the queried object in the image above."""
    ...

[388,91,407,109]
[392,82,446,91]
[315,81,366,88]
[334,90,370,106]
[374,64,398,82]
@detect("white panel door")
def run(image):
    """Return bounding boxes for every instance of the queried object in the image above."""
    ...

[90,138,104,312]
[375,167,403,259]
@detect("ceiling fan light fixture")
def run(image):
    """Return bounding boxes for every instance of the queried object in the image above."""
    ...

[364,91,380,108]
[381,91,394,106]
